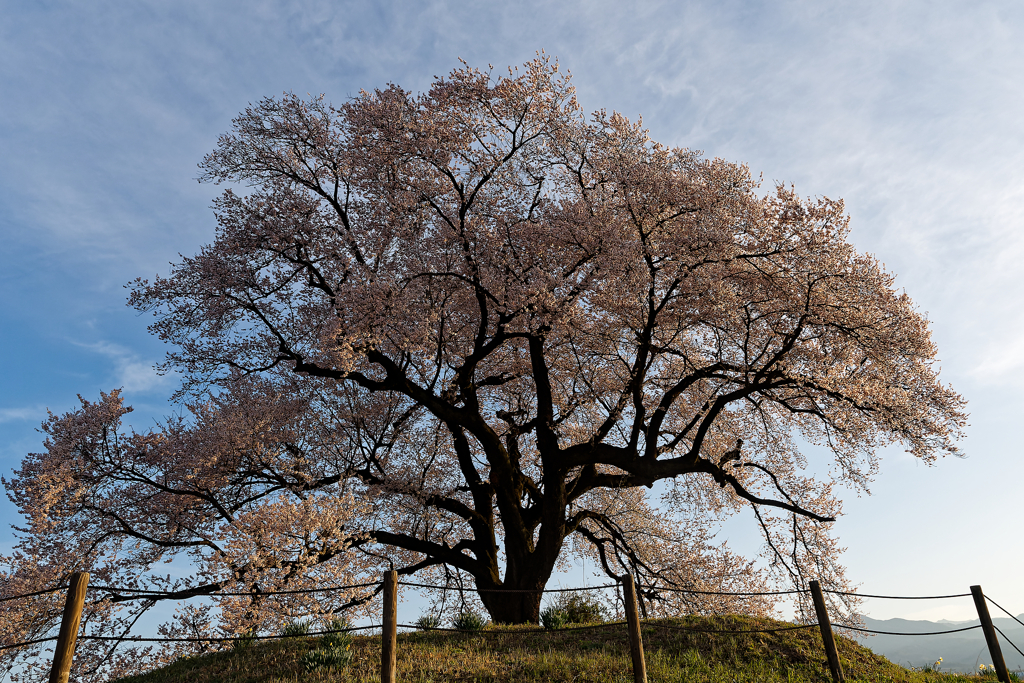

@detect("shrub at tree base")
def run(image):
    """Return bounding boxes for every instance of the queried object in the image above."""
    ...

[281,619,313,637]
[299,617,354,673]
[416,614,442,631]
[299,644,352,673]
[319,617,353,650]
[542,590,608,629]
[230,630,257,651]
[452,611,489,631]
[540,606,569,631]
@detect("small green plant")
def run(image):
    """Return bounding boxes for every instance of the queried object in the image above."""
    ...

[540,605,568,630]
[319,617,353,649]
[298,616,353,672]
[300,644,352,672]
[281,618,312,637]
[452,610,487,631]
[229,628,257,651]
[976,665,1023,681]
[416,613,442,630]
[540,590,608,628]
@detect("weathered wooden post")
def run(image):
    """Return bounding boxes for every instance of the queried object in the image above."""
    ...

[381,570,398,683]
[971,585,1010,683]
[622,573,647,683]
[48,571,89,683]
[809,580,844,683]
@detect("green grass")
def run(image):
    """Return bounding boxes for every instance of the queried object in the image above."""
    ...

[114,615,1013,682]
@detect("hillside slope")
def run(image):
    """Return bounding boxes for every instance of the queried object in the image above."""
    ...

[114,615,1004,682]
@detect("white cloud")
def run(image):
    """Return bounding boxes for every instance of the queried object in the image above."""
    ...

[75,341,170,394]
[0,406,45,424]
[968,331,1024,385]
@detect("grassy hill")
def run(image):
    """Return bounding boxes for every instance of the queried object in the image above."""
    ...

[115,615,1013,682]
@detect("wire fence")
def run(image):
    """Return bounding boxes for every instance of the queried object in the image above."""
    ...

[2,579,1020,640]
[4,574,1024,682]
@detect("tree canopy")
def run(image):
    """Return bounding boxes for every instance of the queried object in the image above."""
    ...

[1,56,966,681]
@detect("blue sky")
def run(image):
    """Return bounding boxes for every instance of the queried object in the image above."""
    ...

[2,0,1022,624]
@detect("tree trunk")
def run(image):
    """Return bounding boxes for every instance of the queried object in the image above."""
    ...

[479,587,544,624]
[475,541,560,624]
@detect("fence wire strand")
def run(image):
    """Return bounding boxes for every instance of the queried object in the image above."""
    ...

[0,586,68,603]
[78,624,380,644]
[88,580,381,597]
[399,621,628,635]
[987,596,1024,631]
[0,625,380,652]
[21,581,964,603]
[643,585,805,597]
[397,581,619,593]
[839,624,983,637]
[993,624,1024,661]
[0,636,59,652]
[400,581,802,597]
[822,589,971,600]
[643,620,818,634]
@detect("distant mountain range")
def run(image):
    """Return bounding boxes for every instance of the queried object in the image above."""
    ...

[847,615,1024,674]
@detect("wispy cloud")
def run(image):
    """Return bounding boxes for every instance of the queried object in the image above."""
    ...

[968,329,1024,385]
[0,406,45,424]
[75,341,170,394]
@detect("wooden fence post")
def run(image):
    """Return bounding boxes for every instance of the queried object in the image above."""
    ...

[972,585,1010,683]
[809,580,844,683]
[622,573,647,683]
[381,570,398,683]
[48,571,89,683]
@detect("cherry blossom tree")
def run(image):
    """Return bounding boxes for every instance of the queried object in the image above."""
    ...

[1,55,966,678]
